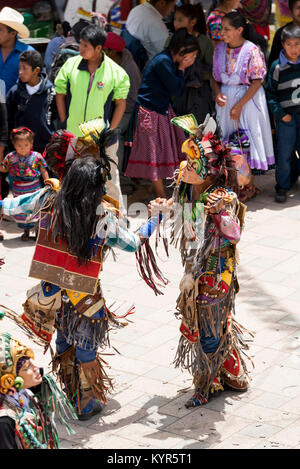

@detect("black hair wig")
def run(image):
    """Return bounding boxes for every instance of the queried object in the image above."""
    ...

[52,157,105,265]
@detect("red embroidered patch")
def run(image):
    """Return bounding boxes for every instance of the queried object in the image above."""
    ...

[180,322,199,343]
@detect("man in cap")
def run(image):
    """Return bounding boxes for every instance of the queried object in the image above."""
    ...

[0,7,34,95]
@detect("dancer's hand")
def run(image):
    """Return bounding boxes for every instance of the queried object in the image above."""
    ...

[204,193,224,214]
[148,198,174,216]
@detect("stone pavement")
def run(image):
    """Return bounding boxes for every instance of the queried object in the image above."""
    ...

[1,170,300,449]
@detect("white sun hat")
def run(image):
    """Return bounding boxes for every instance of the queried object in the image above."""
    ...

[0,7,30,39]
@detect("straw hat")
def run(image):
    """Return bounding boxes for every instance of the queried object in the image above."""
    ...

[0,7,30,39]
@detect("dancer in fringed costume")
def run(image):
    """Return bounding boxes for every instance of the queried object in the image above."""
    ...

[0,328,77,449]
[150,113,254,408]
[0,119,167,420]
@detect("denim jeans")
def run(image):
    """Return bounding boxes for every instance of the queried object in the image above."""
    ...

[200,334,220,354]
[56,329,96,363]
[275,114,300,191]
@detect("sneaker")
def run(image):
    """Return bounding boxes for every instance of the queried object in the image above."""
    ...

[275,189,287,203]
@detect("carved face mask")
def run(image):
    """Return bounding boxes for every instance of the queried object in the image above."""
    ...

[171,114,217,184]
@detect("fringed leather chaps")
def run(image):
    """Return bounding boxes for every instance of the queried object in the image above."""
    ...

[77,355,113,413]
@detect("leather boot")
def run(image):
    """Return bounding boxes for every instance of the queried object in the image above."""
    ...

[76,356,113,420]
[52,346,77,405]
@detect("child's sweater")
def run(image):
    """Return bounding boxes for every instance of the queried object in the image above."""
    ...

[266,50,300,120]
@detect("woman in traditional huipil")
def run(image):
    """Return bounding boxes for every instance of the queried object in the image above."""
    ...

[212,11,274,175]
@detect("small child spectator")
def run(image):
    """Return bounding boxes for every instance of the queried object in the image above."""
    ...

[0,127,49,240]
[6,50,57,155]
[266,24,300,203]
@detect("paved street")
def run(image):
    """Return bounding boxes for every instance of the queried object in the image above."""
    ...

[1,170,300,449]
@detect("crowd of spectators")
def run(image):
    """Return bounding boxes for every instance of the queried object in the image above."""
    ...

[0,0,300,241]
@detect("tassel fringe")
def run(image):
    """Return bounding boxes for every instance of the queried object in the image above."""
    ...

[135,239,168,295]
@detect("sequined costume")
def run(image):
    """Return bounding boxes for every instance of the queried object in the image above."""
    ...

[170,114,253,407]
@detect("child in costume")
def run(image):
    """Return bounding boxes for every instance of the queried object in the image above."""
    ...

[0,127,49,240]
[0,120,167,421]
[0,331,76,449]
[150,113,253,407]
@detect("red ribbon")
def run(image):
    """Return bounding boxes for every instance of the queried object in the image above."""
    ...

[12,127,33,134]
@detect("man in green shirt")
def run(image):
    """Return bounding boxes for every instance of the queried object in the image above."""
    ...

[55,24,130,212]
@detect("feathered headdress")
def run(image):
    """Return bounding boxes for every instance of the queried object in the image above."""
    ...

[43,129,77,180]
[171,113,236,188]
[78,118,116,182]
[43,118,116,182]
[0,332,34,394]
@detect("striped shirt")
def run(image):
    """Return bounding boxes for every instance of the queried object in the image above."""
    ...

[266,51,300,120]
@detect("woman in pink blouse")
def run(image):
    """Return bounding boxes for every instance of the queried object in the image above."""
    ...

[212,11,274,172]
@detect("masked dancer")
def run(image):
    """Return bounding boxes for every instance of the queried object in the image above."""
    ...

[0,120,166,420]
[150,113,253,408]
